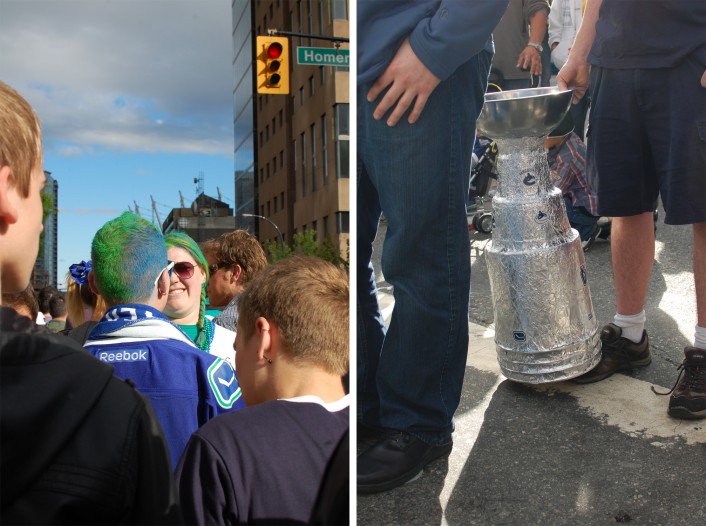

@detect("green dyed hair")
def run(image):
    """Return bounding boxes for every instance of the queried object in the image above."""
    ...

[164,231,209,344]
[91,212,168,305]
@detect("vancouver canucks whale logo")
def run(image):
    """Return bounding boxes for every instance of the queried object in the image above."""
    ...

[523,172,536,186]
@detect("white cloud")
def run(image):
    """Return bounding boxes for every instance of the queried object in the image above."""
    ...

[0,0,235,156]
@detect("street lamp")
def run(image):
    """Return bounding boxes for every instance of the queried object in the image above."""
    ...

[242,213,286,254]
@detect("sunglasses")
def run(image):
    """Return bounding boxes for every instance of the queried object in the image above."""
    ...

[172,261,196,280]
[153,260,176,288]
[208,263,222,275]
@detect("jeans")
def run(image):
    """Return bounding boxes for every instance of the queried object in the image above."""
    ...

[357,50,492,446]
[564,196,599,241]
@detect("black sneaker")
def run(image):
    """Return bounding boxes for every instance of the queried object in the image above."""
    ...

[572,323,651,384]
[652,347,706,420]
[581,225,601,252]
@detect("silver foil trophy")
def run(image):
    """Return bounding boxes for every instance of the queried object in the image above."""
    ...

[477,87,601,383]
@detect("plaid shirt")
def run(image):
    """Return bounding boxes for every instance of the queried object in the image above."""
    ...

[212,294,239,333]
[546,132,598,216]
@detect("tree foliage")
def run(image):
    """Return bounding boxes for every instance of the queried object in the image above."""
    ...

[264,230,349,271]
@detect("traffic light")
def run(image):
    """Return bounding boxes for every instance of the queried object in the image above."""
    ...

[256,36,289,95]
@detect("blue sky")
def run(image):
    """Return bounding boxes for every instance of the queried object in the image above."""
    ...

[0,0,240,289]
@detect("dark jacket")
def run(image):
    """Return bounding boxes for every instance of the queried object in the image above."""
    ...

[0,306,181,525]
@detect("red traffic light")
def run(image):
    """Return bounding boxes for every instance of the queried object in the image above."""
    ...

[267,42,283,60]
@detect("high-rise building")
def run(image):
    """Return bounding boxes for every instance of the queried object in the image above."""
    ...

[233,0,349,258]
[33,170,58,288]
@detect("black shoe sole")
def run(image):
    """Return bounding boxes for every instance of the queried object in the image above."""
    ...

[668,406,706,420]
[571,354,652,384]
[357,442,452,494]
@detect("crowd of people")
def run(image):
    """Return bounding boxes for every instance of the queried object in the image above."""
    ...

[0,81,349,524]
[358,0,705,497]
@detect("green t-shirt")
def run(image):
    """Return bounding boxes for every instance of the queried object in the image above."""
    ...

[179,324,199,343]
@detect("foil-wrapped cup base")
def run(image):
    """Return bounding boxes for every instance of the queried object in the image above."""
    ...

[496,329,602,383]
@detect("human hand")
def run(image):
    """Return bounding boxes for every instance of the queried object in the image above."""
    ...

[701,69,706,88]
[367,38,440,127]
[516,46,542,77]
[556,59,590,104]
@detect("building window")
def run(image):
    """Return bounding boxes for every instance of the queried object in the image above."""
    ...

[323,215,328,238]
[261,204,265,216]
[336,211,349,234]
[312,220,317,238]
[299,86,304,107]
[259,131,263,147]
[307,0,313,45]
[334,104,349,179]
[319,66,325,85]
[293,138,297,193]
[273,156,277,175]
[318,0,324,32]
[266,162,270,179]
[274,195,278,213]
[310,123,317,192]
[260,167,264,183]
[272,117,276,135]
[321,114,328,184]
[280,150,284,169]
[297,0,303,45]
[279,109,283,127]
[301,132,307,196]
[334,104,349,137]
[332,0,347,20]
[309,76,315,97]
[267,201,271,217]
[335,140,349,179]
[265,125,269,141]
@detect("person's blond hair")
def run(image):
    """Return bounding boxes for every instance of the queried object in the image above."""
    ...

[66,272,107,326]
[211,230,268,285]
[238,256,349,376]
[0,81,43,197]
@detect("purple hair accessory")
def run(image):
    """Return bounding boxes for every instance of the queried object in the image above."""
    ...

[69,260,92,285]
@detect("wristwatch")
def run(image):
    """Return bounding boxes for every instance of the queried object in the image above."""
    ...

[527,42,543,53]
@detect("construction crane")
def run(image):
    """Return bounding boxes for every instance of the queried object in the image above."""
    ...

[150,195,162,226]
[179,190,186,208]
[133,201,141,217]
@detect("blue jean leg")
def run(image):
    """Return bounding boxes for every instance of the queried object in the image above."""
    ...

[357,51,492,446]
[564,196,599,240]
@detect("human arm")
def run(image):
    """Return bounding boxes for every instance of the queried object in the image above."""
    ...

[556,0,602,103]
[547,0,564,48]
[367,0,508,127]
[516,2,549,77]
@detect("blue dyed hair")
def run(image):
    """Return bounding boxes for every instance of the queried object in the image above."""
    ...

[91,212,168,305]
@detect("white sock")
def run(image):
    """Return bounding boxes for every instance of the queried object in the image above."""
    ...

[613,311,646,343]
[694,325,706,350]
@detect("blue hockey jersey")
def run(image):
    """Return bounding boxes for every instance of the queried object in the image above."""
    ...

[84,304,245,469]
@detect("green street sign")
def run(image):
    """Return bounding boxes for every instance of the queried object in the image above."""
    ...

[297,46,349,67]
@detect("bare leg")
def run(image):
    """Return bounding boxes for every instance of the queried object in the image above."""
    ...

[611,212,655,315]
[693,222,706,327]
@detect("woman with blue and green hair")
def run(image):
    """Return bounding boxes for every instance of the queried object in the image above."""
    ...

[163,231,236,367]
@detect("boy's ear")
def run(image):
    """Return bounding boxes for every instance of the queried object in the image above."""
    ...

[0,166,20,225]
[88,270,101,297]
[255,317,272,360]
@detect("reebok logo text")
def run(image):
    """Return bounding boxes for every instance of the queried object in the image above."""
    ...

[98,349,149,363]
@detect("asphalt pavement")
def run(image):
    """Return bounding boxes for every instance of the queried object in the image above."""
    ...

[356,210,706,525]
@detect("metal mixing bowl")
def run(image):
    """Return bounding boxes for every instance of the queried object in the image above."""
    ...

[477,86,574,138]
